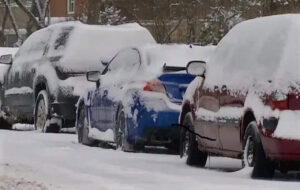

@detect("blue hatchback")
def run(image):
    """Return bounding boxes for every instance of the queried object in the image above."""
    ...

[76,44,215,151]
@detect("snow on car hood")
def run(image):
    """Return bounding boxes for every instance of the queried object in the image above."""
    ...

[206,14,300,94]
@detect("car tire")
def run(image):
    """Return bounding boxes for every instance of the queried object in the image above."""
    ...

[35,90,60,133]
[243,121,275,179]
[116,109,137,152]
[35,90,49,132]
[180,112,207,167]
[77,104,97,146]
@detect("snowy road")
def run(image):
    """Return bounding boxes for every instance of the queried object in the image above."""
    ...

[0,130,300,190]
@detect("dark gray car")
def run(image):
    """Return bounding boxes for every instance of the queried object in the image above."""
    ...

[0,22,156,132]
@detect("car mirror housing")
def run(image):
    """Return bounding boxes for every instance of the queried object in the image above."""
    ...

[0,54,13,65]
[186,61,206,76]
[87,71,101,82]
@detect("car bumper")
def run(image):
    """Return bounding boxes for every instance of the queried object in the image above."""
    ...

[50,97,78,128]
[126,92,181,145]
[260,117,300,162]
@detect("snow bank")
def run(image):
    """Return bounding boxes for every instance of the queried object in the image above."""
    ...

[206,14,300,93]
[12,123,35,131]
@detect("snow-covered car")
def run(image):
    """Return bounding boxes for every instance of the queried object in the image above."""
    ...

[76,44,215,151]
[0,22,156,132]
[179,14,300,178]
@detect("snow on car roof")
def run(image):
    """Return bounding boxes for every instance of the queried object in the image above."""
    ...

[206,14,300,93]
[50,21,156,73]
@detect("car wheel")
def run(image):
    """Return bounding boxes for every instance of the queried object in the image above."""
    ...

[77,104,97,146]
[243,121,275,179]
[34,90,50,132]
[35,90,60,133]
[116,110,136,152]
[181,112,207,167]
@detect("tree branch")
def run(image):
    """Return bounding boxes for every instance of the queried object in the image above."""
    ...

[1,0,21,41]
[14,0,43,29]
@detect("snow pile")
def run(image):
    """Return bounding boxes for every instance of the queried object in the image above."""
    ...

[12,123,35,131]
[0,47,18,83]
[48,21,156,73]
[206,14,300,93]
[4,87,33,96]
[0,176,49,190]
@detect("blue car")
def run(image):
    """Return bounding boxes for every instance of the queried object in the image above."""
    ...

[76,44,215,151]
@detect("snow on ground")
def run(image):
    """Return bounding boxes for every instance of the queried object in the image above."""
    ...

[0,130,300,190]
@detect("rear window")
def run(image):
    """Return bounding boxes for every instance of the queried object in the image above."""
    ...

[53,26,74,51]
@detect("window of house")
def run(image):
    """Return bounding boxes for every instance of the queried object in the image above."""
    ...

[67,0,75,14]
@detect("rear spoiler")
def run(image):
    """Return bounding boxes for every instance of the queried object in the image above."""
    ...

[163,63,186,73]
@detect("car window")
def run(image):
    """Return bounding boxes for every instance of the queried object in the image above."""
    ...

[14,28,52,60]
[53,26,74,51]
[105,48,141,76]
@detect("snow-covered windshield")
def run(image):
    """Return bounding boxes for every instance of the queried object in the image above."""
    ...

[206,14,300,93]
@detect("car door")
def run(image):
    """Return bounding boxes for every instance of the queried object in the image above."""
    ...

[194,85,221,150]
[89,48,141,134]
[4,29,52,119]
[218,86,245,152]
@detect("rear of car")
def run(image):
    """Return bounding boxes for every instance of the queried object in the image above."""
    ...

[127,45,215,147]
[204,14,300,174]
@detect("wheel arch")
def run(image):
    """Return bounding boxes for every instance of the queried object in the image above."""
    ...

[241,108,257,142]
[180,101,193,125]
[34,76,49,101]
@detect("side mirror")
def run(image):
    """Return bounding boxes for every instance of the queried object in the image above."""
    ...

[87,71,101,82]
[0,54,12,65]
[186,61,206,77]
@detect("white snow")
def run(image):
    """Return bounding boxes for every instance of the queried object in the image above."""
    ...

[206,14,300,93]
[1,130,300,190]
[273,111,300,140]
[196,107,244,121]
[48,22,156,73]
[12,123,35,131]
[5,87,33,96]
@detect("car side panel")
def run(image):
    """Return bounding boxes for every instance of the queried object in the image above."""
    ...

[218,91,245,152]
[194,88,221,150]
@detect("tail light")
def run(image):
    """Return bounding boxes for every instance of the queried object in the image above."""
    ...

[143,80,166,94]
[270,91,288,110]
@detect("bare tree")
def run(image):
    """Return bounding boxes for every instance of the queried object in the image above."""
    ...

[0,0,21,45]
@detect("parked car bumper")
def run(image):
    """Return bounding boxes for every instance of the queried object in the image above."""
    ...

[50,95,79,128]
[260,118,300,162]
[126,92,181,146]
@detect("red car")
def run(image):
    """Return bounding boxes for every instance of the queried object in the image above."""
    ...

[179,14,300,178]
